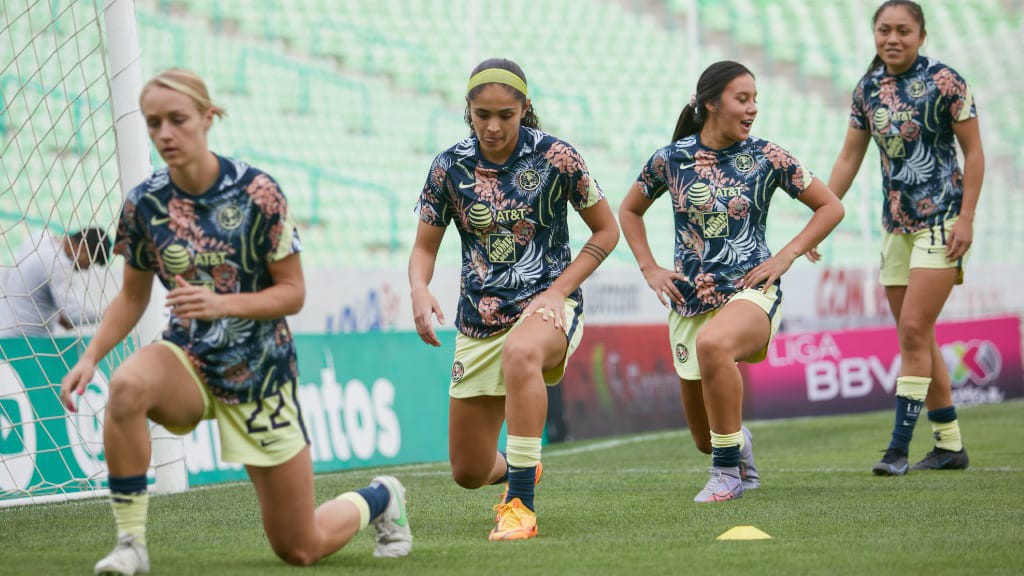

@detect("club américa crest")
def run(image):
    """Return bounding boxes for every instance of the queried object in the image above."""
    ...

[733,153,755,173]
[451,360,465,383]
[908,79,926,98]
[216,204,244,230]
[515,168,541,191]
[675,343,689,364]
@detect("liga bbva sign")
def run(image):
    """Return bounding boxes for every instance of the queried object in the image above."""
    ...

[744,316,1024,418]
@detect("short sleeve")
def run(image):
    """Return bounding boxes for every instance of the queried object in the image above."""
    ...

[567,149,604,211]
[635,148,670,200]
[113,190,153,270]
[416,154,452,226]
[245,173,300,263]
[849,81,869,131]
[761,142,813,199]
[269,213,302,262]
[540,140,603,211]
[934,66,977,123]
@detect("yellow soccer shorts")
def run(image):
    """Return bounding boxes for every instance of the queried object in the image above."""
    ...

[880,217,968,286]
[450,298,584,398]
[668,285,782,381]
[158,341,309,467]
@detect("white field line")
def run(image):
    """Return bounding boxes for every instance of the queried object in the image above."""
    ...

[543,430,684,457]
[387,466,1024,479]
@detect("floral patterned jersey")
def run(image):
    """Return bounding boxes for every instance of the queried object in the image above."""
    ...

[417,127,604,338]
[115,155,302,404]
[636,135,812,318]
[850,56,976,234]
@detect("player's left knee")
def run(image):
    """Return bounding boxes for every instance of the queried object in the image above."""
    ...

[276,546,319,567]
[695,332,731,366]
[450,461,491,489]
[502,342,542,379]
[898,319,933,350]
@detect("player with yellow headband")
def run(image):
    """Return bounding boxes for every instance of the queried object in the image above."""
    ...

[410,58,619,540]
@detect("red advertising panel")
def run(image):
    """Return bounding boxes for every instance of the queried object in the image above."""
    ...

[560,325,685,440]
[559,317,1023,439]
[745,316,1024,419]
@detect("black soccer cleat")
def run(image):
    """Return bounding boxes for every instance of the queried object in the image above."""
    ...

[872,448,909,476]
[910,447,970,471]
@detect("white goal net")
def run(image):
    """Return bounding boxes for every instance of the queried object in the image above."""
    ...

[0,0,183,506]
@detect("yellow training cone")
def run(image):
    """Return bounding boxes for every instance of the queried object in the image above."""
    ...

[716,525,772,540]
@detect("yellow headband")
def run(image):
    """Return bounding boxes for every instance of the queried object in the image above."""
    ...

[466,68,528,96]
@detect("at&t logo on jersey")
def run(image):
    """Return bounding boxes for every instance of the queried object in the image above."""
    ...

[687,181,713,208]
[162,244,192,275]
[468,203,493,231]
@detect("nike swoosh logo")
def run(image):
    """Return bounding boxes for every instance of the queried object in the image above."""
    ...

[260,438,279,447]
[150,216,170,226]
[457,181,477,189]
[384,478,408,526]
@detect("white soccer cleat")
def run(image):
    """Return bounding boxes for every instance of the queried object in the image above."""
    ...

[94,534,149,575]
[739,425,760,490]
[371,476,412,558]
[693,467,744,503]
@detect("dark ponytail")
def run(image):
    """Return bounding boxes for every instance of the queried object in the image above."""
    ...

[866,0,926,75]
[464,58,540,134]
[672,61,753,141]
[672,101,702,143]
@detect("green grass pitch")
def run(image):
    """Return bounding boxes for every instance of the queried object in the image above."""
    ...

[2,400,1022,575]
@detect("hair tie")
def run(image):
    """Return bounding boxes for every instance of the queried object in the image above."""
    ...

[688,93,697,107]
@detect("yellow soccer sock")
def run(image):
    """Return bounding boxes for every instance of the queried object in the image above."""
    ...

[111,492,149,545]
[711,430,744,448]
[933,420,964,452]
[506,436,542,468]
[337,492,372,530]
[895,376,930,401]
[506,436,542,510]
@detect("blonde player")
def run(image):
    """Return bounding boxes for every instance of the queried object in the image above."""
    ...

[61,69,411,575]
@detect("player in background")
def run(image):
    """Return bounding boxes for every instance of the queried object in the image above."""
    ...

[409,58,618,540]
[0,227,110,338]
[60,68,411,576]
[619,61,844,502]
[811,0,984,475]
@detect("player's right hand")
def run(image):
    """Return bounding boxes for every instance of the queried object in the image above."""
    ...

[60,358,97,413]
[642,266,688,308]
[411,286,445,347]
[806,246,823,263]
